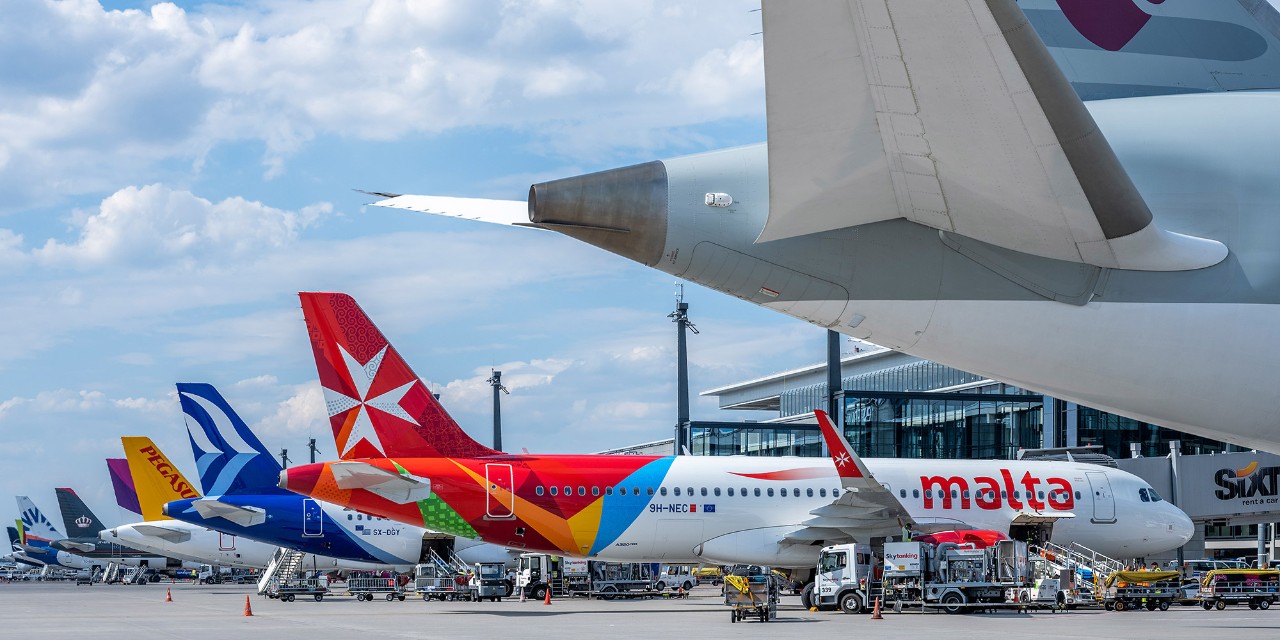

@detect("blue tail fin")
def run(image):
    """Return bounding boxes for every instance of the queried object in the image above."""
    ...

[1023,0,1280,99]
[55,488,106,536]
[177,383,287,496]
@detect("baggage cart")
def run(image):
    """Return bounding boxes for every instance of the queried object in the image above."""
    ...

[723,565,778,623]
[349,572,407,602]
[1198,569,1280,610]
[1098,570,1180,611]
[271,576,330,602]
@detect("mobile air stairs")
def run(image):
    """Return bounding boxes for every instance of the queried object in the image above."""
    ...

[98,563,119,584]
[1031,541,1126,600]
[257,548,307,596]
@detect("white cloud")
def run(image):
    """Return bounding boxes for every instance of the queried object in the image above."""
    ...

[31,184,327,268]
[0,1,764,204]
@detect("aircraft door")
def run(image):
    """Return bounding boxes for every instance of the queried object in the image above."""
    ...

[302,499,323,536]
[1085,472,1116,523]
[486,463,515,519]
[219,532,236,550]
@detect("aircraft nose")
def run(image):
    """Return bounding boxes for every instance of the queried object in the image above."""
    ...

[1170,505,1195,546]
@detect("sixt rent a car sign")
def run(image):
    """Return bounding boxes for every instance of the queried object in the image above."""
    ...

[1214,461,1280,504]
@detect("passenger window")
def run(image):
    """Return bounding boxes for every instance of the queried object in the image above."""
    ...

[1075,491,1081,500]
[754,488,761,497]
[807,488,814,498]
[347,514,352,520]
[674,487,681,496]
[820,488,827,498]
[728,488,735,497]
[536,486,544,496]
[565,486,573,497]
[713,487,721,497]
[741,488,746,497]
[900,489,907,498]
[549,487,558,496]
[660,487,668,496]
[579,486,586,496]
[632,487,640,496]
[913,489,920,499]
[605,487,613,496]
[700,487,708,497]
[767,488,775,497]
[963,490,970,499]
[592,487,600,497]
[1001,491,1007,499]
[687,487,693,496]
[647,487,654,496]
[1038,491,1045,501]
[780,488,788,497]
[925,489,932,498]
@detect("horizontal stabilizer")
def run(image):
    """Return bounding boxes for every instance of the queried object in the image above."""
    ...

[131,524,193,543]
[367,195,536,228]
[329,461,432,504]
[51,540,95,553]
[189,500,267,527]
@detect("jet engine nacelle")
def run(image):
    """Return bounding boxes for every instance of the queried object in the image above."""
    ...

[693,526,824,569]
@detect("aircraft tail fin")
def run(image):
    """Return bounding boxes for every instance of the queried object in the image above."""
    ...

[55,488,106,536]
[298,292,498,460]
[15,496,62,544]
[106,459,142,519]
[7,525,20,552]
[1025,0,1280,99]
[177,383,288,495]
[121,437,201,522]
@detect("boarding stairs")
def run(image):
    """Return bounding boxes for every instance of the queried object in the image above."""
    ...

[119,566,142,585]
[257,547,307,595]
[1032,541,1126,598]
[100,563,120,584]
[94,563,114,584]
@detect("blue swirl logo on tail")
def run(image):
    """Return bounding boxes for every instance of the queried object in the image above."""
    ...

[178,383,287,496]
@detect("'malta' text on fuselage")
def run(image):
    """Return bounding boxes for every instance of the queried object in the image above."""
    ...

[919,470,1074,511]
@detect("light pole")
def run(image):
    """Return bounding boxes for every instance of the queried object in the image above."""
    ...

[487,370,509,451]
[669,285,698,455]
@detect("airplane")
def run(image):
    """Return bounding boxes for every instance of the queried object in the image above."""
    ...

[160,383,512,568]
[15,496,92,570]
[277,292,1193,567]
[103,442,377,570]
[5,524,43,568]
[365,1,1280,453]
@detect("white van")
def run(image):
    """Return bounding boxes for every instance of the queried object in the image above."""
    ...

[655,565,697,592]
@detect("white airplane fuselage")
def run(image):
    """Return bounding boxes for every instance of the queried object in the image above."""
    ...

[589,91,1280,453]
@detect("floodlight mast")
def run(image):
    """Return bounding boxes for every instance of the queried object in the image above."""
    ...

[308,438,320,464]
[487,370,509,451]
[670,284,698,455]
[279,448,290,469]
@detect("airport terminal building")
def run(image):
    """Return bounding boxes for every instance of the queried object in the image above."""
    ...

[604,343,1276,562]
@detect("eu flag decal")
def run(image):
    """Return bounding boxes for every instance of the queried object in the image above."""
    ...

[704,504,716,513]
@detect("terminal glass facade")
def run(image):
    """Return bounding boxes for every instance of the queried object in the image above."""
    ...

[698,358,1235,461]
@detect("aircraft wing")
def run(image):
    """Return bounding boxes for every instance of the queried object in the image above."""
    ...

[757,0,1226,272]
[780,410,924,544]
[189,499,267,527]
[328,461,432,504]
[131,524,192,543]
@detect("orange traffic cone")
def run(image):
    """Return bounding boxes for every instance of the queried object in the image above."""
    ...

[871,596,883,620]
[165,588,173,602]
[243,595,254,617]
[543,587,552,605]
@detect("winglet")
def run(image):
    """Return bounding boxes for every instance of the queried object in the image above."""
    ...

[816,410,873,482]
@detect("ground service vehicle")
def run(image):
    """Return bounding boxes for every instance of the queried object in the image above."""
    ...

[812,543,874,613]
[470,562,507,601]
[882,535,1044,614]
[655,565,696,592]
[1098,570,1180,611]
[1199,569,1280,610]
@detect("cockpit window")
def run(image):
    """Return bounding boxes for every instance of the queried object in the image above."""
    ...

[1147,487,1163,502]
[1139,488,1150,502]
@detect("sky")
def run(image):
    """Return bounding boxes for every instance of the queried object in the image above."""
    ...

[0,0,839,531]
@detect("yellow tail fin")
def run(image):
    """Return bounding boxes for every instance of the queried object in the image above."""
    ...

[121,437,202,521]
